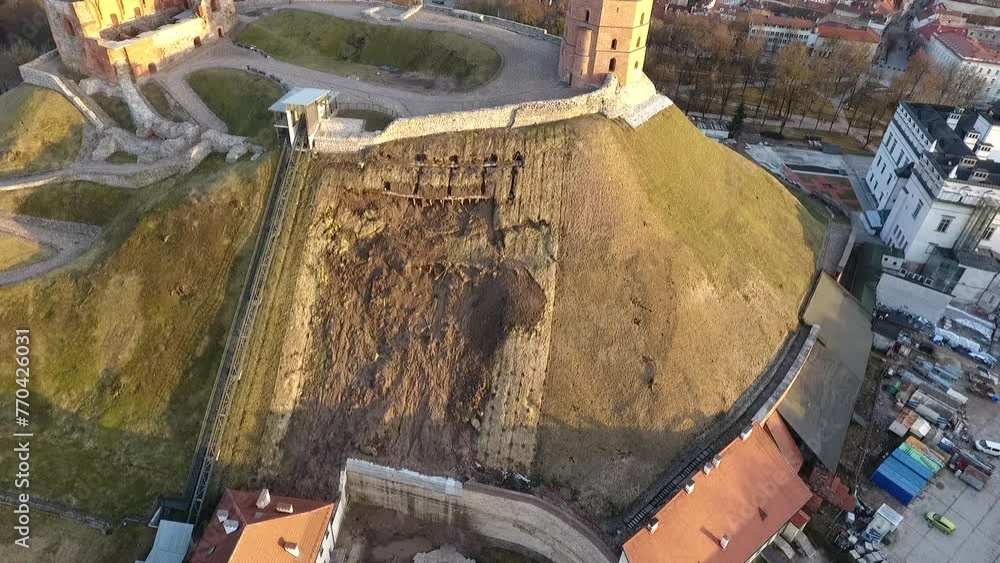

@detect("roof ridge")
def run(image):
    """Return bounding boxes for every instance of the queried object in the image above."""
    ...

[241,500,335,528]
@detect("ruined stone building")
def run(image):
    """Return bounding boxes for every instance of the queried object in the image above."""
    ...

[558,0,653,87]
[42,0,237,82]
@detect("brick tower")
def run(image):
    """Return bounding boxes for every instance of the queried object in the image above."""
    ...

[558,0,653,87]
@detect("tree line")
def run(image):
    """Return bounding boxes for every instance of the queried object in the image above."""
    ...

[643,13,990,145]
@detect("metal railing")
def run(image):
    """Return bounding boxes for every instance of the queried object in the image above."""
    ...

[184,123,310,525]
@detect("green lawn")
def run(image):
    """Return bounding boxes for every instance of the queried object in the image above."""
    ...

[239,9,502,90]
[769,127,874,156]
[0,85,85,176]
[92,94,135,131]
[188,68,285,146]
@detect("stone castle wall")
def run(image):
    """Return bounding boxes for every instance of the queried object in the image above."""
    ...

[315,74,622,152]
[19,51,114,128]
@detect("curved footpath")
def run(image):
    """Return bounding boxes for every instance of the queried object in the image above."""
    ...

[158,1,583,118]
[0,213,100,286]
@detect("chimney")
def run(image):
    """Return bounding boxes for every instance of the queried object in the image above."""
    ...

[720,534,731,550]
[284,541,300,558]
[684,480,696,495]
[740,425,754,441]
[276,502,294,514]
[703,464,713,476]
[216,510,229,523]
[256,488,271,509]
[948,109,963,130]
[646,517,659,533]
[222,519,240,535]
[712,454,722,468]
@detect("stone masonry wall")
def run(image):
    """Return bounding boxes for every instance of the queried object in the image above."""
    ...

[315,74,620,152]
[342,459,616,563]
[19,51,114,128]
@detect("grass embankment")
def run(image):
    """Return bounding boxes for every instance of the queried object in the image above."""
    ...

[0,156,274,517]
[0,233,49,270]
[535,106,824,520]
[188,68,284,146]
[0,511,154,563]
[0,75,281,520]
[0,85,84,176]
[141,81,190,122]
[239,9,502,90]
[92,94,135,131]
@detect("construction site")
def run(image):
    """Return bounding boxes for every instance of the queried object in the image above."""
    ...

[237,105,823,535]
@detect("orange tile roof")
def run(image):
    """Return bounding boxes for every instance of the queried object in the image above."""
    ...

[764,413,804,472]
[622,423,812,563]
[816,23,881,43]
[936,32,1000,63]
[190,489,335,563]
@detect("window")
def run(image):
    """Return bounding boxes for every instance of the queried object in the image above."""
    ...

[987,226,997,241]
[110,13,119,25]
[611,39,617,50]
[912,199,923,219]
[937,216,954,233]
[640,13,645,24]
[609,58,616,72]
[585,9,590,22]
[134,7,141,17]
[637,36,641,48]
[211,0,218,10]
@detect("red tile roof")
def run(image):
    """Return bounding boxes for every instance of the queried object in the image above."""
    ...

[816,23,881,43]
[190,489,335,563]
[764,413,804,472]
[919,23,969,43]
[936,32,1000,63]
[622,423,812,563]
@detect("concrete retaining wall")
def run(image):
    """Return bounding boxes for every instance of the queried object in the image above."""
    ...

[342,459,615,563]
[19,51,113,129]
[876,272,952,323]
[315,74,619,152]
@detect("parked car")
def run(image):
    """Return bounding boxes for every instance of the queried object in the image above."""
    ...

[925,512,957,535]
[975,439,1000,458]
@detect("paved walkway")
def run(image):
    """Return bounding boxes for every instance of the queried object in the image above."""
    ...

[150,73,228,132]
[159,1,581,117]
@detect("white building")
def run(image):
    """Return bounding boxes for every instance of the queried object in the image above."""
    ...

[926,33,1000,101]
[864,102,1000,308]
[748,15,817,52]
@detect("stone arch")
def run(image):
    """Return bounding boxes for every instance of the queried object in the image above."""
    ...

[584,9,590,22]
[609,58,616,72]
[134,7,141,18]
[611,38,617,50]
[194,37,202,47]
[148,62,157,74]
[217,27,223,38]
[110,13,119,25]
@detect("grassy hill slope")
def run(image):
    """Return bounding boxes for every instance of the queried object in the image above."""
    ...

[0,85,84,176]
[535,106,823,520]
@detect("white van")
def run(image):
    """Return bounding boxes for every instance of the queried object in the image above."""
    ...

[975,439,1000,458]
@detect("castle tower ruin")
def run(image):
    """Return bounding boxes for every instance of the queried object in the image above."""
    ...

[43,0,237,82]
[558,0,653,87]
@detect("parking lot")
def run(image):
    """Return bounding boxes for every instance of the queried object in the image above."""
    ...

[880,392,1000,563]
